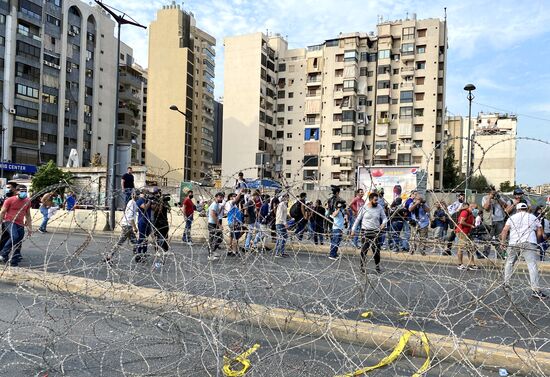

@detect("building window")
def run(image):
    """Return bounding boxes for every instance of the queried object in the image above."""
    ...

[417,29,427,38]
[42,93,58,104]
[367,53,377,62]
[416,77,425,85]
[400,91,413,103]
[416,61,426,70]
[401,43,414,55]
[286,132,292,138]
[16,41,41,60]
[42,113,58,124]
[414,125,423,133]
[377,80,390,89]
[399,107,413,119]
[304,128,319,141]
[413,140,423,148]
[342,110,356,122]
[391,128,397,135]
[332,143,341,150]
[286,146,292,152]
[414,108,424,117]
[287,119,293,125]
[416,45,426,54]
[367,85,373,92]
[333,128,341,136]
[415,93,425,101]
[278,63,286,72]
[341,140,354,151]
[16,62,40,82]
[343,80,357,91]
[403,27,415,40]
[344,50,358,62]
[287,105,293,111]
[288,92,294,98]
[46,0,62,6]
[19,0,42,20]
[15,105,39,121]
[335,54,344,62]
[277,90,285,99]
[377,65,391,75]
[16,83,39,99]
[377,95,390,104]
[358,97,366,106]
[0,14,5,24]
[378,50,390,59]
[359,67,367,76]
[46,14,61,27]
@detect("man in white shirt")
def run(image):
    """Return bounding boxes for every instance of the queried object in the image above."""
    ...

[105,189,139,263]
[274,193,290,258]
[501,203,547,299]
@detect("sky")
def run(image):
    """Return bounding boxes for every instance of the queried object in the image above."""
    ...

[108,0,550,186]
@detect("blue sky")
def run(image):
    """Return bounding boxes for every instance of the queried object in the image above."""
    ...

[111,0,550,186]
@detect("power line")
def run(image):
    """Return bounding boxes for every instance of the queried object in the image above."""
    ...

[472,101,550,123]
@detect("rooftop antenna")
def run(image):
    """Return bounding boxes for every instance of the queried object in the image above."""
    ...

[405,11,409,20]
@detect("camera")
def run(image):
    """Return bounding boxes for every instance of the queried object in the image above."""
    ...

[336,200,347,209]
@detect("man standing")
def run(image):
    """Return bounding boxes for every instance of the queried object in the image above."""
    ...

[290,192,308,241]
[105,189,139,263]
[121,167,135,204]
[329,200,346,261]
[181,190,195,244]
[0,185,32,266]
[274,193,290,258]
[444,193,465,256]
[350,189,365,248]
[133,189,152,262]
[226,192,244,256]
[352,192,387,273]
[64,191,76,211]
[455,203,477,270]
[244,191,260,251]
[482,186,508,258]
[432,202,449,241]
[207,192,225,261]
[235,172,247,193]
[501,203,547,299]
[38,191,55,233]
[408,193,430,255]
[388,198,407,252]
[505,188,528,216]
[0,182,18,250]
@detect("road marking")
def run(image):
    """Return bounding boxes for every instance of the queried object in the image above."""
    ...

[223,343,260,376]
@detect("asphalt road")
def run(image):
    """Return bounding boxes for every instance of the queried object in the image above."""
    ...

[0,231,548,376]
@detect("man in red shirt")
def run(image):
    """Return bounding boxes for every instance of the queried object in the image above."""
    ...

[455,202,478,270]
[181,190,195,244]
[0,185,32,266]
[349,189,365,247]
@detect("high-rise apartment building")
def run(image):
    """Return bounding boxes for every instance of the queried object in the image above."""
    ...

[223,16,447,189]
[146,3,215,185]
[466,112,517,188]
[0,0,125,170]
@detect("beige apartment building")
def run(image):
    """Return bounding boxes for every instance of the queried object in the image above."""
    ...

[223,16,447,189]
[464,113,517,188]
[146,3,215,185]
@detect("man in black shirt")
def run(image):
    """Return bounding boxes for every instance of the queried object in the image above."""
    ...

[121,167,135,204]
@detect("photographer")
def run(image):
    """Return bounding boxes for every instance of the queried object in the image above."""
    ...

[329,200,347,261]
[482,186,508,258]
[408,193,430,255]
[151,188,170,253]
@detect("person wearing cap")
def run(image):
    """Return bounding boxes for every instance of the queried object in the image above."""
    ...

[0,185,32,266]
[501,202,547,300]
[505,188,528,216]
[105,189,139,263]
[444,192,466,256]
[207,192,225,261]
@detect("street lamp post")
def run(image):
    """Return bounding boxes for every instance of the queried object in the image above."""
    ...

[169,105,189,180]
[94,1,146,231]
[463,84,476,196]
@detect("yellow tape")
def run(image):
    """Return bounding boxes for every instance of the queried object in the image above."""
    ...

[336,331,430,377]
[223,344,260,377]
[361,311,373,318]
[399,311,411,317]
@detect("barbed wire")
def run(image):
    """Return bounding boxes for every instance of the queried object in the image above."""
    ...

[0,136,548,376]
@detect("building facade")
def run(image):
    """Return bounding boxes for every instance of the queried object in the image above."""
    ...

[0,0,124,169]
[146,3,215,185]
[467,112,517,188]
[223,16,447,189]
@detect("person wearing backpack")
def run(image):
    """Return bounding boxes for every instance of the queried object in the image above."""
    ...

[290,192,308,241]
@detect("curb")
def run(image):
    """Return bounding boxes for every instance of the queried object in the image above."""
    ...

[0,268,548,375]
[38,227,550,273]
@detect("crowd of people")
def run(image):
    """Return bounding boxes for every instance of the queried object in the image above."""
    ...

[0,169,547,299]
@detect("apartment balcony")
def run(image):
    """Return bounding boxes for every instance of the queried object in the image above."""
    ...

[377,118,390,125]
[400,82,414,90]
[401,52,415,62]
[399,142,412,152]
[377,87,390,96]
[306,77,322,86]
[400,66,415,77]
[340,161,353,170]
[374,148,388,157]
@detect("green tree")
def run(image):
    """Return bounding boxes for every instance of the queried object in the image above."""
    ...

[31,160,73,195]
[470,174,489,192]
[499,180,514,192]
[443,146,461,190]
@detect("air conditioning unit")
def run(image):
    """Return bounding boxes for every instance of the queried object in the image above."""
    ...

[41,141,46,146]
[87,130,92,135]
[67,67,72,73]
[65,107,70,112]
[9,108,16,115]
